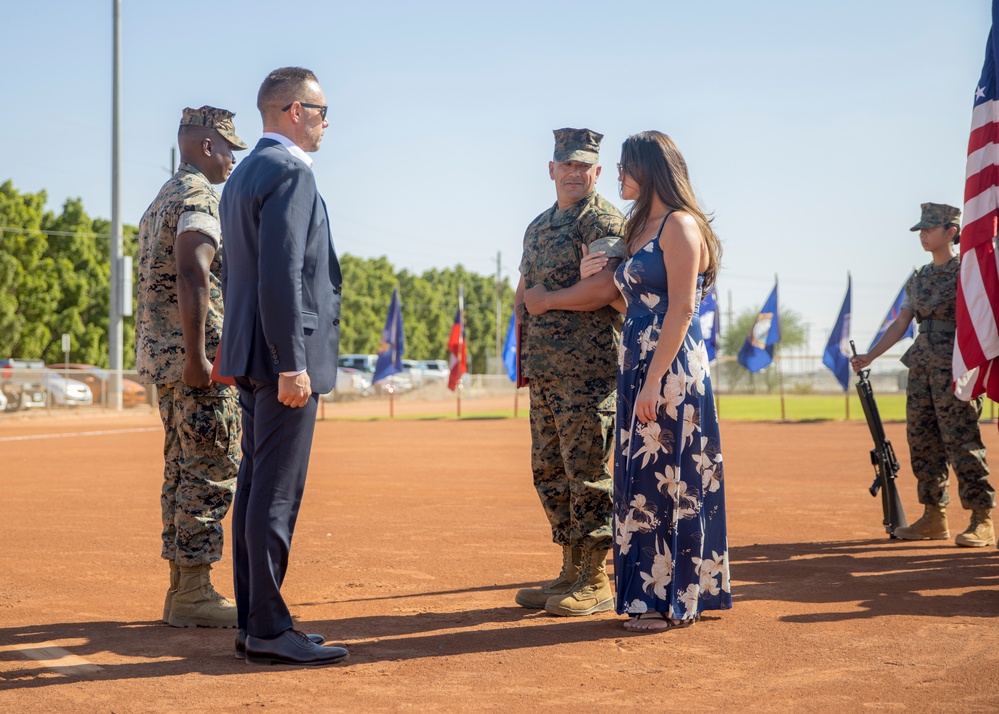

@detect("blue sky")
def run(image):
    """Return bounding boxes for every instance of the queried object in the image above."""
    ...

[1,1,992,353]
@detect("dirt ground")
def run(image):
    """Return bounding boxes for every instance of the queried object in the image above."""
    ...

[1,399,998,712]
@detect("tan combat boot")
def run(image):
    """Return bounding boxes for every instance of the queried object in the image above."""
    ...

[544,549,613,617]
[515,546,582,609]
[955,508,995,547]
[162,560,179,623]
[167,563,238,628]
[894,504,949,540]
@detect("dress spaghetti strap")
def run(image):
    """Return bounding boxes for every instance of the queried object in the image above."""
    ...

[655,210,675,238]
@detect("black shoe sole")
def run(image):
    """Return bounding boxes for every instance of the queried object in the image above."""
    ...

[244,652,349,666]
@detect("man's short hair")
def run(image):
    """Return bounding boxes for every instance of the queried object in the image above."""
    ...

[257,67,320,112]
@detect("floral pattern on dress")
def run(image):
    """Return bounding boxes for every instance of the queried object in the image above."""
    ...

[612,228,731,620]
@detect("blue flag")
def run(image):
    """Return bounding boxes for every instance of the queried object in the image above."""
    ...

[737,281,780,373]
[372,287,404,383]
[823,276,852,391]
[701,286,718,362]
[502,311,517,382]
[868,276,914,351]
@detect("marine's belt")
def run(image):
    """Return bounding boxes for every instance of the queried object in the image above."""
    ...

[918,319,956,334]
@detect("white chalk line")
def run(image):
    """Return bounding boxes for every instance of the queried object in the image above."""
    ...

[0,427,160,443]
[5,644,104,675]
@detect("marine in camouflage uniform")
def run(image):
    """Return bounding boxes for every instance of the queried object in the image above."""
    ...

[135,106,248,626]
[514,128,626,616]
[901,259,992,512]
[855,203,995,547]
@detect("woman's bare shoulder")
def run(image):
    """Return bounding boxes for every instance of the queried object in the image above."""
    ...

[662,210,702,243]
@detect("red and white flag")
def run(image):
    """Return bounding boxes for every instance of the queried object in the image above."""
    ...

[954,0,999,400]
[448,287,467,391]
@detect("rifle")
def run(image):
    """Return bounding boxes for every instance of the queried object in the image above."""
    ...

[850,340,908,538]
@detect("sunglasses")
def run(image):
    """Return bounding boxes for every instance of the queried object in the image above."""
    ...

[281,102,328,120]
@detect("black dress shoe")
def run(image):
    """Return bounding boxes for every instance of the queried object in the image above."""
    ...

[245,629,348,666]
[235,628,326,659]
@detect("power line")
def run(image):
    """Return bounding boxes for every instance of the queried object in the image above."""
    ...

[0,225,111,238]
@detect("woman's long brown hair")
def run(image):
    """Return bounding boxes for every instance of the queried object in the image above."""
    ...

[619,131,720,288]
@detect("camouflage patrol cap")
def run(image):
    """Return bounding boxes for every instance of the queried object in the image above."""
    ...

[180,106,248,150]
[553,128,603,164]
[910,202,961,231]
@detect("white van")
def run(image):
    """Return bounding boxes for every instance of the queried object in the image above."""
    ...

[337,354,378,374]
[417,360,449,380]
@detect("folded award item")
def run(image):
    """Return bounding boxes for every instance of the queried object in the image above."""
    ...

[516,322,529,389]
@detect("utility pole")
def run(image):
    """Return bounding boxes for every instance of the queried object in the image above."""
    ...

[109,0,123,410]
[170,146,176,175]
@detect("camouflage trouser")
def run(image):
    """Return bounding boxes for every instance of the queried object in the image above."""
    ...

[906,364,994,509]
[157,381,240,566]
[529,376,615,551]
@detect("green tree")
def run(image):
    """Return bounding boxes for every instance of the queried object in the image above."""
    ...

[83,216,138,369]
[340,256,515,373]
[718,306,807,393]
[0,181,138,368]
[410,264,514,372]
[0,181,47,354]
[338,254,400,356]
[0,181,56,360]
[0,181,513,374]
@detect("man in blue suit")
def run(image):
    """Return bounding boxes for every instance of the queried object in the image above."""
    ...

[219,67,347,666]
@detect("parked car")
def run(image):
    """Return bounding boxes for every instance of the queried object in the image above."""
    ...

[337,354,378,374]
[0,358,48,411]
[57,364,148,407]
[373,371,413,394]
[330,367,371,401]
[417,359,450,380]
[401,359,427,387]
[43,369,93,406]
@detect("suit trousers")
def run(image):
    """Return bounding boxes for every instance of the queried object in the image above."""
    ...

[232,376,319,637]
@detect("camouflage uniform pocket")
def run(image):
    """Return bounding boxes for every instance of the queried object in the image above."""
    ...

[176,383,241,472]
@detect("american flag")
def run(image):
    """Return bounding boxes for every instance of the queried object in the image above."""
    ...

[953,0,999,400]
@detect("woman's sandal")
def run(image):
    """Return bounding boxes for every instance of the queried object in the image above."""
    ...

[623,612,698,633]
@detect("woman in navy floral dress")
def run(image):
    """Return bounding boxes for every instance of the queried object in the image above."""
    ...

[582,131,730,632]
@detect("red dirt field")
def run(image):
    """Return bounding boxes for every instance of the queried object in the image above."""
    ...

[1,402,998,712]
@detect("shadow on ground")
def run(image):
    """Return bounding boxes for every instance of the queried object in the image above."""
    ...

[3,539,997,687]
[731,539,999,622]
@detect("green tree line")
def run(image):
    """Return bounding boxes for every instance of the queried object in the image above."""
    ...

[0,181,514,372]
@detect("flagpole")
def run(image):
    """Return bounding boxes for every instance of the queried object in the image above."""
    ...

[457,285,464,419]
[373,286,404,419]
[714,357,721,420]
[775,344,786,421]
[845,272,851,421]
[775,274,785,421]
[715,284,724,420]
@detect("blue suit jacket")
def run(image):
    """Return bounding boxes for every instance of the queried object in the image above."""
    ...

[219,139,342,394]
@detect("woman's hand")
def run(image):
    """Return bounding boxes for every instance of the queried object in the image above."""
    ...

[850,353,873,372]
[635,379,661,424]
[580,244,609,280]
